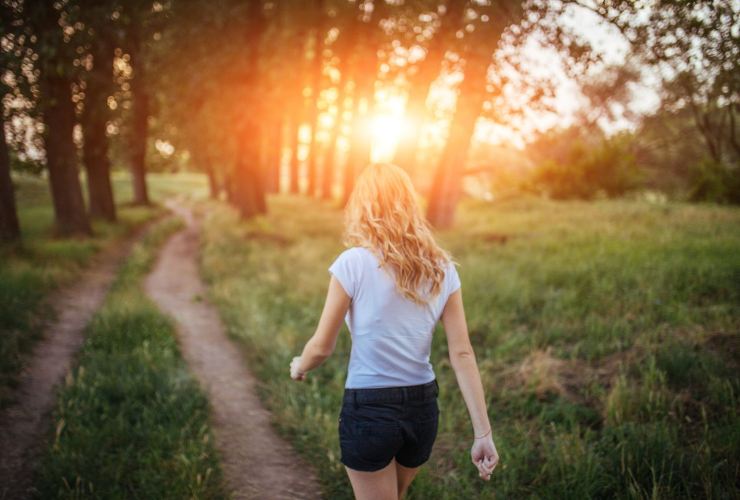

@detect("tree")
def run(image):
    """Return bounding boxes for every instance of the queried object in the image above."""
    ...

[426,1,524,228]
[118,0,168,206]
[78,0,118,221]
[230,0,269,218]
[0,98,20,242]
[571,0,738,168]
[0,2,21,241]
[305,0,328,197]
[25,1,92,236]
[126,23,150,205]
[342,0,390,206]
[393,0,466,175]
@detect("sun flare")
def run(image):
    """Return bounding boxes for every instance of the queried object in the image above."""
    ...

[368,92,409,162]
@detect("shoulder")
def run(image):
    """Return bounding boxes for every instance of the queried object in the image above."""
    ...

[335,246,364,261]
[443,257,461,291]
[330,246,368,270]
[339,246,377,262]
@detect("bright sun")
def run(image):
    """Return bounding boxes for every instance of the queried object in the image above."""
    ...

[369,91,408,163]
[370,114,407,162]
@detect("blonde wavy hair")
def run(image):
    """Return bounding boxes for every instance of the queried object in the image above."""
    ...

[342,162,456,306]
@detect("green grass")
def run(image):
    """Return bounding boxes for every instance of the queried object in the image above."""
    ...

[32,215,227,499]
[0,171,209,409]
[198,194,740,499]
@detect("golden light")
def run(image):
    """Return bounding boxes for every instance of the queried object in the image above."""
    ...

[370,114,406,162]
[369,91,408,163]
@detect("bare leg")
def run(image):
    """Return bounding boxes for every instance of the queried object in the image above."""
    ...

[345,458,398,500]
[395,460,422,499]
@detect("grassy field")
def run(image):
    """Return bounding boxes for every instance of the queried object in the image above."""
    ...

[32,214,227,498]
[198,194,740,499]
[0,171,206,409]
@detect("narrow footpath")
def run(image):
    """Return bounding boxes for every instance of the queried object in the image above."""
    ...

[0,220,155,500]
[144,201,322,500]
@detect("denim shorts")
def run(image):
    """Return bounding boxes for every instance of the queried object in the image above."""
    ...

[338,379,439,472]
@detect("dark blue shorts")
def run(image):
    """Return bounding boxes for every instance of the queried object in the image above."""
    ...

[338,379,439,472]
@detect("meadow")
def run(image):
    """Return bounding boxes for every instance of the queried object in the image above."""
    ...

[198,193,740,499]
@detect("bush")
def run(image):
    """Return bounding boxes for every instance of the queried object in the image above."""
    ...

[688,158,740,204]
[528,132,645,200]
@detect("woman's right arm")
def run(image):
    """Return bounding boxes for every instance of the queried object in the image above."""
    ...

[440,289,499,480]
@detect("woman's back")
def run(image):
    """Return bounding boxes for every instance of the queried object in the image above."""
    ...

[329,246,461,389]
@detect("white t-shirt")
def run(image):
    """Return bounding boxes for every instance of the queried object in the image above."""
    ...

[328,246,462,389]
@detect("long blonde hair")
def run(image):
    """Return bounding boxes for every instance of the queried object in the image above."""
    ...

[342,162,455,306]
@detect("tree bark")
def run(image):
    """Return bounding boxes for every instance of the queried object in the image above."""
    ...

[82,41,116,221]
[41,75,92,236]
[128,32,150,206]
[0,108,20,241]
[393,0,466,174]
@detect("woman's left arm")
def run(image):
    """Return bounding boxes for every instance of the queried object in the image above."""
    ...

[290,275,351,381]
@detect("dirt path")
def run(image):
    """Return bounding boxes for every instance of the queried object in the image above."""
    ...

[0,219,159,500]
[144,202,322,500]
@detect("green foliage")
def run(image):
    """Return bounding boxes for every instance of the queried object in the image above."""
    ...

[529,132,645,200]
[199,194,740,499]
[33,216,227,499]
[688,158,740,204]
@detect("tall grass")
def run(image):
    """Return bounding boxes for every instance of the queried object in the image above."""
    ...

[32,216,227,499]
[198,194,739,499]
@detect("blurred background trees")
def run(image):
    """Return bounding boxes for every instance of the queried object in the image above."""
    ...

[1,0,738,238]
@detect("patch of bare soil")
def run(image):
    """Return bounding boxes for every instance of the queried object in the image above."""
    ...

[144,201,322,500]
[0,220,157,500]
[506,345,648,408]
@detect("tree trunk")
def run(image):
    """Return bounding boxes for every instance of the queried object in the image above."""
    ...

[231,0,267,219]
[128,34,150,206]
[322,79,348,201]
[0,110,20,241]
[82,41,116,221]
[393,0,466,174]
[339,0,387,206]
[204,158,220,199]
[425,59,488,229]
[42,75,92,236]
[265,118,282,193]
[306,0,326,197]
[224,169,236,203]
[342,79,375,206]
[232,128,267,218]
[425,2,523,229]
[288,115,301,193]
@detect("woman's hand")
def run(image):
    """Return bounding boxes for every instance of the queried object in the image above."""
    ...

[290,356,307,381]
[471,434,499,481]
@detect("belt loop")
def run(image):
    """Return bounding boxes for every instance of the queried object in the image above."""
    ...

[402,387,408,403]
[352,391,358,410]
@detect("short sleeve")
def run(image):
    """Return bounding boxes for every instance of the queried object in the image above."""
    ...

[328,249,357,298]
[446,261,461,298]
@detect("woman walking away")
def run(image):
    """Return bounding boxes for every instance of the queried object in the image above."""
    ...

[289,163,499,500]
